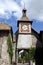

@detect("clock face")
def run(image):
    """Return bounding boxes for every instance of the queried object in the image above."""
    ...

[22,25,28,30]
[21,24,29,32]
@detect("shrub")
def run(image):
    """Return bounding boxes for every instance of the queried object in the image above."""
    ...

[29,47,36,62]
[7,33,13,64]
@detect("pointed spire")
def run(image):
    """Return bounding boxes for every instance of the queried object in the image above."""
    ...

[22,2,27,17]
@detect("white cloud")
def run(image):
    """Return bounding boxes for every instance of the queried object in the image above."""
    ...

[0,0,43,21]
[21,0,43,21]
[0,0,22,19]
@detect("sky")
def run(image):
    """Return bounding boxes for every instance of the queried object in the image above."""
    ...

[0,0,43,33]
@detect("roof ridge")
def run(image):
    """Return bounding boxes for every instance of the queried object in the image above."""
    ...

[0,22,11,28]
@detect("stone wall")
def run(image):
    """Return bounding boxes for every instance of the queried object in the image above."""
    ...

[12,42,16,63]
[32,34,42,48]
[17,34,32,49]
[1,36,10,64]
[0,31,10,65]
[0,59,10,65]
[0,36,10,65]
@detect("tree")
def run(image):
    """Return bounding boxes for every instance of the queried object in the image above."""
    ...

[29,47,36,62]
[7,33,13,64]
[21,51,29,63]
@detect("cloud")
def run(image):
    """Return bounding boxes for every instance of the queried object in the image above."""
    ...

[0,0,22,19]
[21,0,43,21]
[0,0,43,21]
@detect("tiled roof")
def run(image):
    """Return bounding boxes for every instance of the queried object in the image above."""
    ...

[0,22,11,30]
[19,8,30,21]
[19,16,30,21]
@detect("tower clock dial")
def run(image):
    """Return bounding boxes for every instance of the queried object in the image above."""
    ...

[20,23,30,32]
[22,25,28,30]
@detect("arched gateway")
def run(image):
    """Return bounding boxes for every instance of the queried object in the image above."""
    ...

[16,8,33,65]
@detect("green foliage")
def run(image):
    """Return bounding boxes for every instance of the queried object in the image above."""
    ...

[18,51,29,63]
[7,33,13,64]
[21,51,29,62]
[29,47,36,62]
[18,48,36,63]
[18,58,22,63]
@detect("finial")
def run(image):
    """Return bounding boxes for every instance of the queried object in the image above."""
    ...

[22,2,27,17]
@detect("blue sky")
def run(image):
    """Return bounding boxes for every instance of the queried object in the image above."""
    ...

[0,0,43,33]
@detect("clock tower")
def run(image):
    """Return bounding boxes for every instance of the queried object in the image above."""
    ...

[17,8,33,49]
[17,8,32,34]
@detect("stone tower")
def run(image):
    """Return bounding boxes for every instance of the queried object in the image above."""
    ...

[16,8,33,64]
[17,8,33,49]
[0,23,13,65]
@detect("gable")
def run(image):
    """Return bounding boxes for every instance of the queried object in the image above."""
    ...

[0,22,11,30]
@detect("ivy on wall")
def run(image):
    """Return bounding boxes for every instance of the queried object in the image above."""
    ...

[7,33,13,64]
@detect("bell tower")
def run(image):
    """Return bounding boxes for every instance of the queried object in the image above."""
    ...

[16,7,33,65]
[17,8,32,34]
[17,8,33,49]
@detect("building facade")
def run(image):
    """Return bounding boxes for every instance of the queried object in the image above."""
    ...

[0,22,13,65]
